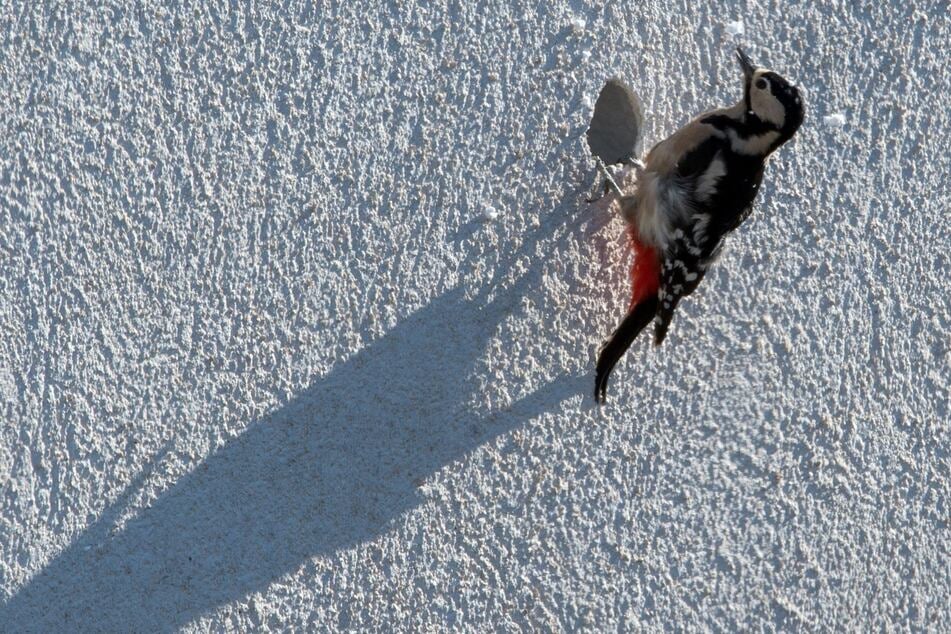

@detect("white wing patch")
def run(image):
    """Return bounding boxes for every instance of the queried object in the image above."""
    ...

[692,213,711,243]
[695,158,726,202]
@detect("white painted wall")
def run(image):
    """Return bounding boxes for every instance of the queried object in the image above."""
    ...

[1,1,948,630]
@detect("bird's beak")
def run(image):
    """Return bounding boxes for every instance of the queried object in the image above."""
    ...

[735,46,757,81]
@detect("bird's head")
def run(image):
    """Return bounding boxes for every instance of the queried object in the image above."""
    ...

[736,46,804,143]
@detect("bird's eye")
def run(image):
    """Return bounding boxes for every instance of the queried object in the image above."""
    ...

[755,78,768,90]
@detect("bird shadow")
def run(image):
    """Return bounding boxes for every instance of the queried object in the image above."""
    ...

[1,191,594,632]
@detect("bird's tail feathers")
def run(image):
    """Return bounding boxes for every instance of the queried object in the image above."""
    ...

[595,296,659,404]
[653,311,673,346]
[593,233,662,403]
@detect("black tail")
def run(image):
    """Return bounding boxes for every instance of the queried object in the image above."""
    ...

[594,297,658,404]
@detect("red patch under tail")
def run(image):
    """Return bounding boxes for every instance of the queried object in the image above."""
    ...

[627,228,660,310]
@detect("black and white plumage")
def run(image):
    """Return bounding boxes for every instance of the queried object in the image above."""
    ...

[594,47,805,403]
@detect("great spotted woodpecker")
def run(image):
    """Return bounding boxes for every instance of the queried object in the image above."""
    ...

[594,47,805,403]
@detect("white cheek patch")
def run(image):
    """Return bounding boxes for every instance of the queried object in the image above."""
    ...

[751,70,786,128]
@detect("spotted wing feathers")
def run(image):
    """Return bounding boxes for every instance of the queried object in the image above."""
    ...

[653,227,712,346]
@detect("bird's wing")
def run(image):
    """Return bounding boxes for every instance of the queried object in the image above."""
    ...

[651,140,766,345]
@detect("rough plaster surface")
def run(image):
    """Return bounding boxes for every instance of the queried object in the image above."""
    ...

[1,0,949,631]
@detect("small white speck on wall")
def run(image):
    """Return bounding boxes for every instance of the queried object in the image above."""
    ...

[725,20,745,36]
[823,112,847,127]
[0,366,16,403]
[482,205,500,221]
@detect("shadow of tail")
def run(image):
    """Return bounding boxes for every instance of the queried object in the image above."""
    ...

[1,218,590,632]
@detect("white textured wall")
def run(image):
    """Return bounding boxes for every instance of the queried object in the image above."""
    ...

[1,1,948,631]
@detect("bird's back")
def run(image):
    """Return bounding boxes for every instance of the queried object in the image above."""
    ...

[640,106,768,253]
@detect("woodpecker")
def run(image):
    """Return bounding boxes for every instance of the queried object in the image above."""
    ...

[594,47,805,403]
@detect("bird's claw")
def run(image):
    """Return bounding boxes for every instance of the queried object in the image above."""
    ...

[587,157,627,204]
